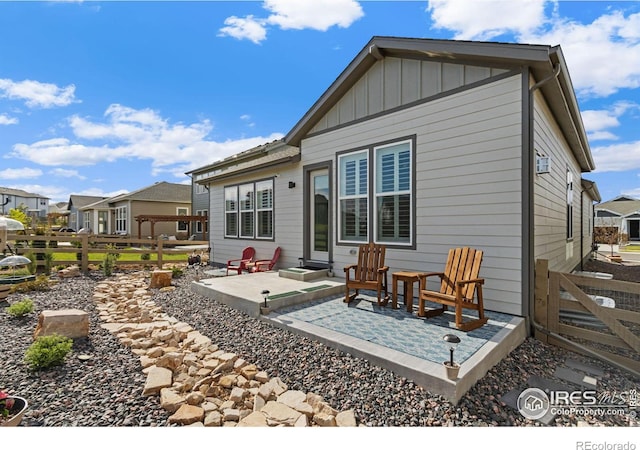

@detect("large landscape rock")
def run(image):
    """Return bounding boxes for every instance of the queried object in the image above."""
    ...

[33,309,89,339]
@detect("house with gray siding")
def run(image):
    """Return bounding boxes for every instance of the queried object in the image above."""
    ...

[67,195,107,232]
[595,195,640,241]
[186,169,210,240]
[0,186,50,220]
[191,36,600,319]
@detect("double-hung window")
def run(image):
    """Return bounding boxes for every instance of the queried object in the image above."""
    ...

[224,179,273,239]
[115,206,127,234]
[338,150,368,242]
[338,138,414,247]
[566,168,573,240]
[239,184,254,238]
[375,141,411,243]
[255,180,273,239]
[224,187,238,238]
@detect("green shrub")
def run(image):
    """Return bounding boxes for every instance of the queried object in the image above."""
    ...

[24,334,73,370]
[10,275,50,293]
[171,266,183,278]
[23,251,37,275]
[6,298,34,317]
[140,252,151,261]
[102,246,121,277]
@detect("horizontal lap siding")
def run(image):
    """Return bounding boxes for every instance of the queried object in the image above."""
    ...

[302,75,523,315]
[208,165,302,270]
[533,86,585,273]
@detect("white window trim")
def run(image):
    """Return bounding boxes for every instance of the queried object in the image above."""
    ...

[115,206,127,234]
[195,209,208,233]
[239,183,255,239]
[373,139,413,247]
[224,179,274,240]
[224,186,238,238]
[176,207,189,232]
[255,180,274,240]
[338,149,369,244]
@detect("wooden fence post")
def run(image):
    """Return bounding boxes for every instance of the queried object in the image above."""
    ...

[81,234,89,274]
[157,238,163,269]
[534,259,549,343]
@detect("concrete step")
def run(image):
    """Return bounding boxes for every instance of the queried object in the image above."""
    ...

[279,267,329,282]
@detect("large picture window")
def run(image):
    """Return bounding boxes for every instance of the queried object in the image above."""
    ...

[338,138,413,246]
[224,179,274,240]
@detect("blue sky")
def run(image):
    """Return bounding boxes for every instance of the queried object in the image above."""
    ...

[1,0,639,205]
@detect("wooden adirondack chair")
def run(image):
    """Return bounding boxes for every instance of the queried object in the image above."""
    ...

[250,247,281,272]
[417,247,488,331]
[226,247,256,275]
[344,242,390,306]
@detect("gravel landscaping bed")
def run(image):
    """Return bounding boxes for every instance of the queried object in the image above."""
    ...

[0,265,638,427]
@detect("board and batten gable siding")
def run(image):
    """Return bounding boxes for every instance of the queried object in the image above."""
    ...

[310,57,510,134]
[532,85,586,274]
[207,164,302,270]
[301,73,524,315]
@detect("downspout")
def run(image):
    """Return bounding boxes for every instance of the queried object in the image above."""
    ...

[526,62,561,334]
[580,189,584,271]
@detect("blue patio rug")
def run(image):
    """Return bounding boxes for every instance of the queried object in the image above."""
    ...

[276,292,515,365]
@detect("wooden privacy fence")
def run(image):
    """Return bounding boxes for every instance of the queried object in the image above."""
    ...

[534,259,640,377]
[5,232,210,273]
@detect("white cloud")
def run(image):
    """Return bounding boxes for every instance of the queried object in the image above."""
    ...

[426,1,640,98]
[219,0,363,43]
[6,184,66,202]
[427,0,547,40]
[218,15,268,44]
[9,103,285,177]
[591,141,640,172]
[523,10,640,97]
[0,78,77,108]
[0,167,43,180]
[0,113,18,125]
[50,168,86,180]
[582,102,639,141]
[264,0,364,31]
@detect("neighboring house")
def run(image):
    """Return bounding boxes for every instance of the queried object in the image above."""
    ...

[594,195,640,241]
[0,186,50,220]
[186,169,210,240]
[67,195,107,231]
[191,36,600,318]
[48,201,70,227]
[80,181,192,237]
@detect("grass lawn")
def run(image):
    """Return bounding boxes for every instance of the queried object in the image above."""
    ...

[620,244,640,252]
[50,250,189,262]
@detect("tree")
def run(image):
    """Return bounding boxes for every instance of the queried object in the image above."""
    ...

[8,206,31,229]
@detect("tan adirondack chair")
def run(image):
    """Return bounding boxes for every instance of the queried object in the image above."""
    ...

[344,242,390,306]
[417,247,488,331]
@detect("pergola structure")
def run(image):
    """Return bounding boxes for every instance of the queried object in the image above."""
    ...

[134,215,209,239]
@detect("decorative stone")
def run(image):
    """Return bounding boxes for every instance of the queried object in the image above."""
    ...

[168,404,204,425]
[34,309,89,339]
[237,411,268,427]
[336,410,357,427]
[204,410,222,427]
[261,401,301,426]
[142,366,173,396]
[149,270,172,289]
[160,388,186,413]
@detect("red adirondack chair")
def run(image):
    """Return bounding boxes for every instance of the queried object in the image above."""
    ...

[250,247,281,272]
[226,247,256,275]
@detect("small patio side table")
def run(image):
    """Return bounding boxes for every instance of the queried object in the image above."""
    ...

[392,271,422,312]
